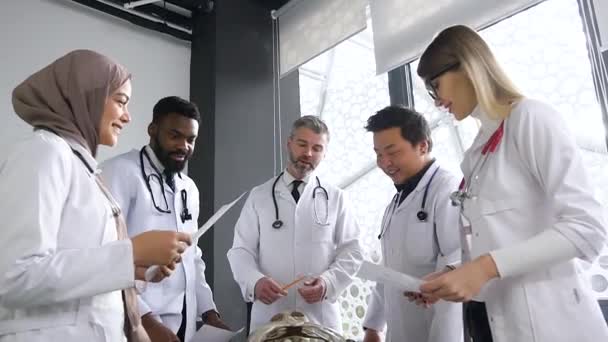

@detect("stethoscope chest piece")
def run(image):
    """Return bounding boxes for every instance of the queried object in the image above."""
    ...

[416,210,428,222]
[272,220,283,229]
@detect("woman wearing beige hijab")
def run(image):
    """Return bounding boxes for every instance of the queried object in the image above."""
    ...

[0,50,192,342]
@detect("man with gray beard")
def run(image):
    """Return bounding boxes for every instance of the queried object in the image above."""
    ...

[228,116,364,335]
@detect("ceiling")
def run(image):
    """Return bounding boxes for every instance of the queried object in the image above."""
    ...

[71,0,291,41]
[70,0,214,41]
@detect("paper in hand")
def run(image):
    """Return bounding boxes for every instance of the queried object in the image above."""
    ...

[357,261,423,292]
[191,325,244,342]
[145,192,247,281]
[191,192,247,242]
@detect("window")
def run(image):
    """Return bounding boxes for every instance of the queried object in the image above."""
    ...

[299,24,392,339]
[299,0,608,338]
[411,0,608,297]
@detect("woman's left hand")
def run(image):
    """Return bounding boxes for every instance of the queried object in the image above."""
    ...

[420,254,498,302]
[405,268,450,307]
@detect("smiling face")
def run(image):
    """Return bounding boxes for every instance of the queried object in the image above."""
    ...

[99,79,132,146]
[373,127,429,185]
[148,112,199,173]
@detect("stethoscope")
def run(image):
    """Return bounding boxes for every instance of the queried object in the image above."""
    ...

[139,147,192,223]
[71,148,122,218]
[271,171,329,229]
[378,166,440,239]
[450,121,504,207]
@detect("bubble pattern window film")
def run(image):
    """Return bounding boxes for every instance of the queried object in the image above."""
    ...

[412,0,608,298]
[481,0,608,299]
[298,0,608,338]
[299,25,392,340]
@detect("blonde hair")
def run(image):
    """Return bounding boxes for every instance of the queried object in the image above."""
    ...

[417,25,523,120]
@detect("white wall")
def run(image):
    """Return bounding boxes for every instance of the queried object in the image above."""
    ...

[0,0,191,162]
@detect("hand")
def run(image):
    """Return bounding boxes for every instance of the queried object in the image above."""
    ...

[404,267,452,307]
[202,310,231,331]
[254,277,287,305]
[297,277,326,304]
[135,263,176,282]
[131,230,192,266]
[363,328,382,342]
[420,255,498,302]
[141,313,180,342]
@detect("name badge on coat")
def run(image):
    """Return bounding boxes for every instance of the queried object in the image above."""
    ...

[459,213,472,262]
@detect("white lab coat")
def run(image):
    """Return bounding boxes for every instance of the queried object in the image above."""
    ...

[101,147,216,342]
[0,130,135,342]
[461,99,608,342]
[363,162,463,342]
[227,172,364,333]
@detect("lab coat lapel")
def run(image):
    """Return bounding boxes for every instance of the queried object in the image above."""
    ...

[462,108,503,176]
[142,146,175,194]
[394,162,440,214]
[274,179,296,207]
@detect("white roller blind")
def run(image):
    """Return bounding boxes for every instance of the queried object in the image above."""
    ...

[275,0,367,77]
[593,0,608,49]
[370,0,545,74]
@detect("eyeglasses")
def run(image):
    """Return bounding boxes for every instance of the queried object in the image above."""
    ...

[424,62,460,100]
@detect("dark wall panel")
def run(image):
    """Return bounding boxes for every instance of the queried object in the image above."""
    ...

[189,0,299,331]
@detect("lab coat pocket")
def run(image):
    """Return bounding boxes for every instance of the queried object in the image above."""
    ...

[309,222,334,243]
[0,322,103,342]
[524,275,604,342]
[466,197,538,221]
[466,198,540,254]
[0,300,80,335]
[405,221,435,265]
[465,198,517,222]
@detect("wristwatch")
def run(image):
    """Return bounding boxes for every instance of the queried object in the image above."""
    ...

[201,310,220,323]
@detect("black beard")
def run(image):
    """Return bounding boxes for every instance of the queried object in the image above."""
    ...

[152,136,188,173]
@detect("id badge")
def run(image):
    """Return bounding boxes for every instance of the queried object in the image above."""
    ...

[459,213,473,261]
[460,212,472,235]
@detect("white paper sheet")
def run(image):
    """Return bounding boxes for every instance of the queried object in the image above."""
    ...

[191,192,247,242]
[357,261,423,292]
[145,192,247,281]
[191,325,244,342]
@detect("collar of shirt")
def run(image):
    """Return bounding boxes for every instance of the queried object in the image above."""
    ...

[66,138,98,174]
[470,104,503,143]
[462,103,506,174]
[144,145,166,174]
[394,159,435,204]
[143,145,183,188]
[282,169,311,193]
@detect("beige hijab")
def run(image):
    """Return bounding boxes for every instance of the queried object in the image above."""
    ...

[12,49,130,157]
[12,50,149,342]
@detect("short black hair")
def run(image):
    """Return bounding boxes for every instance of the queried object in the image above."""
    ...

[152,96,201,124]
[365,105,433,152]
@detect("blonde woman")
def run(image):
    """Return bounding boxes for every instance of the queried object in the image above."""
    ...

[416,25,608,342]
